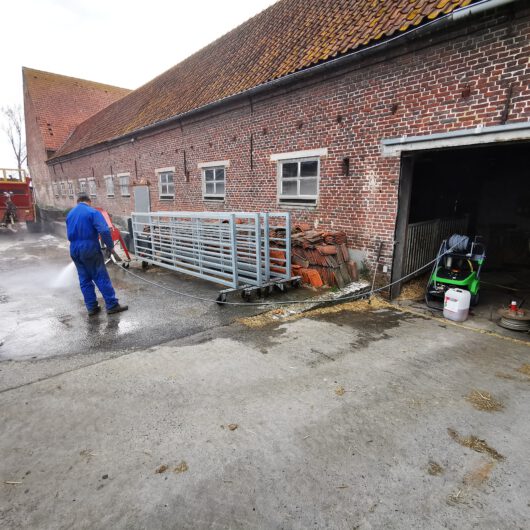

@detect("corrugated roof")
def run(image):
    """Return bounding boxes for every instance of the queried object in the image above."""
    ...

[23,67,131,152]
[53,0,475,158]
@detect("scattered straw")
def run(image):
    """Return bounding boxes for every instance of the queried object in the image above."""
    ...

[495,372,517,380]
[397,275,428,301]
[335,386,345,396]
[446,489,467,506]
[174,461,188,474]
[517,364,530,377]
[427,461,444,476]
[238,296,391,328]
[447,428,504,461]
[155,464,168,474]
[466,389,504,412]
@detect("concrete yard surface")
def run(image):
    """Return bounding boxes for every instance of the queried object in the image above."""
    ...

[1,301,530,529]
[0,231,314,391]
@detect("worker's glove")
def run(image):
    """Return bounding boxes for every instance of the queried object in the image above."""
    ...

[103,248,112,261]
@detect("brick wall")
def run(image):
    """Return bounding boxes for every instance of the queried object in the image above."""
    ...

[45,7,530,270]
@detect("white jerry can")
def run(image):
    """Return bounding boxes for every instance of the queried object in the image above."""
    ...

[443,288,471,322]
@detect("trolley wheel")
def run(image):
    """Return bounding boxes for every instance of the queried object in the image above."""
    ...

[241,290,252,302]
[141,261,149,270]
[216,293,227,305]
[470,292,479,306]
[122,262,130,269]
[291,278,301,288]
[275,283,285,292]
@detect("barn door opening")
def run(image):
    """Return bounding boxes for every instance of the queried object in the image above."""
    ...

[392,142,530,318]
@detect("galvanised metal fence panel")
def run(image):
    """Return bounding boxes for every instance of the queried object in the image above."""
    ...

[404,215,470,278]
[132,212,239,288]
[262,212,291,282]
[131,211,292,289]
[233,213,262,287]
[234,212,291,283]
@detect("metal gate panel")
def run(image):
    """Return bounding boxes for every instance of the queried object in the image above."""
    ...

[261,212,291,282]
[131,211,292,289]
[133,186,150,216]
[132,212,238,288]
[404,215,469,278]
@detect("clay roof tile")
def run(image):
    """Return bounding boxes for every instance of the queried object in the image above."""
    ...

[23,67,130,152]
[52,0,479,158]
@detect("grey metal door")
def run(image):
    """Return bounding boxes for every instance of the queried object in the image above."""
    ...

[134,185,150,215]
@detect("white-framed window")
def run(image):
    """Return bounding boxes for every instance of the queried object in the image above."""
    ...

[156,167,175,199]
[198,160,228,201]
[278,158,319,204]
[118,173,130,197]
[203,167,226,200]
[88,178,97,197]
[67,180,74,198]
[59,181,67,197]
[79,179,87,193]
[53,182,60,198]
[104,175,114,197]
[271,148,326,205]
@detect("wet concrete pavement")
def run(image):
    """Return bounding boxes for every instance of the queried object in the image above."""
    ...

[1,301,530,529]
[0,231,315,392]
[0,231,311,362]
[2,231,530,529]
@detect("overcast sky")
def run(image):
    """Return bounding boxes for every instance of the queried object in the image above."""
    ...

[0,0,277,168]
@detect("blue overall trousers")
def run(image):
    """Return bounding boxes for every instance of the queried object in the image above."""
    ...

[66,203,118,311]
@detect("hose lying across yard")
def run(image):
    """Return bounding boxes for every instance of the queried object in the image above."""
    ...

[113,239,465,307]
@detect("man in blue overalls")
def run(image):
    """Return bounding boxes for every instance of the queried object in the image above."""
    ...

[66,192,128,316]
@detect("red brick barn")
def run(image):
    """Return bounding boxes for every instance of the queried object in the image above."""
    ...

[24,0,530,294]
[23,67,130,213]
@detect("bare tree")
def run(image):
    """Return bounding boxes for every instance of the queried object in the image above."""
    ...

[2,104,27,172]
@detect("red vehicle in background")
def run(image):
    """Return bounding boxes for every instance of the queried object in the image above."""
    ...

[0,168,35,229]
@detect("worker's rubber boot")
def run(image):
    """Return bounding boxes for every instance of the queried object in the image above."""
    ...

[107,304,128,315]
[88,305,101,316]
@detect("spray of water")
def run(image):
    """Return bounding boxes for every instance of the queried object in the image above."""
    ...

[51,262,78,289]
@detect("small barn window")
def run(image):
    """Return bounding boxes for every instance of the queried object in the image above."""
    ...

[278,158,319,205]
[157,168,175,199]
[118,173,130,197]
[67,181,74,198]
[104,175,114,198]
[79,179,87,193]
[88,178,97,197]
[202,166,226,200]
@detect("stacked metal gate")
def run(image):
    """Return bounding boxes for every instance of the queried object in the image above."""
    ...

[131,211,291,289]
[403,215,470,278]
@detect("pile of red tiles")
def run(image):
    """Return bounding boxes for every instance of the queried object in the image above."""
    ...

[289,223,358,288]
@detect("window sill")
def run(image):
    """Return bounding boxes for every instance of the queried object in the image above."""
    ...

[278,201,318,211]
[107,195,114,198]
[203,196,225,202]
[159,197,174,201]
[121,194,131,198]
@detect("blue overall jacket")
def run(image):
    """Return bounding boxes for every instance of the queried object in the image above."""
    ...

[66,203,118,310]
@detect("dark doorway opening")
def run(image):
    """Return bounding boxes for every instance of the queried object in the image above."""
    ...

[393,141,530,319]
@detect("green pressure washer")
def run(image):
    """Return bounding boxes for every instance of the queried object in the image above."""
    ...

[426,234,486,307]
